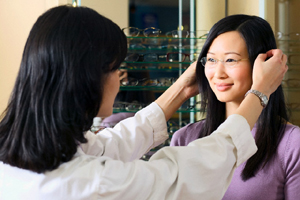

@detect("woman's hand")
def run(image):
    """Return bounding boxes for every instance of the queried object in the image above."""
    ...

[173,61,199,100]
[237,49,288,129]
[155,62,199,120]
[251,49,288,98]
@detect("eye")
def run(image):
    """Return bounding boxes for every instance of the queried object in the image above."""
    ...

[207,58,216,63]
[225,58,238,63]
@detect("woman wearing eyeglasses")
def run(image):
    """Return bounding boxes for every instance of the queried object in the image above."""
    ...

[171,14,300,200]
[0,6,287,200]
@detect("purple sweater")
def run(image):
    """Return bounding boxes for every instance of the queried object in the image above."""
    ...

[170,121,300,200]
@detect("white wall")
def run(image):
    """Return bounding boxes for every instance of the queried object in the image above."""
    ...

[0,0,128,113]
[81,0,129,30]
[196,0,276,32]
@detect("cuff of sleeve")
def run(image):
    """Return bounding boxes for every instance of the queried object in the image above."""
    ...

[136,102,169,148]
[215,114,258,166]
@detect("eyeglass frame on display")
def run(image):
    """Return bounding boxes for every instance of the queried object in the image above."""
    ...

[276,32,300,40]
[125,52,197,63]
[120,77,176,87]
[282,78,300,88]
[287,54,300,65]
[113,101,147,112]
[166,30,208,39]
[122,27,161,37]
[286,103,300,110]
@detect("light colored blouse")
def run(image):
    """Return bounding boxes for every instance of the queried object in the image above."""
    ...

[0,103,257,200]
[171,120,300,200]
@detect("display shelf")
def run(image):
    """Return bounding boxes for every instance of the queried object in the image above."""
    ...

[119,86,168,91]
[120,66,187,72]
[123,61,193,64]
[113,107,202,113]
[278,37,300,126]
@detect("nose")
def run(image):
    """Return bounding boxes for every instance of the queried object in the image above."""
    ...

[214,60,228,78]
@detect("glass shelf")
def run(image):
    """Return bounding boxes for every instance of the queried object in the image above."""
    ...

[126,36,207,40]
[123,61,193,64]
[120,66,186,72]
[113,108,202,113]
[282,88,300,91]
[119,86,169,91]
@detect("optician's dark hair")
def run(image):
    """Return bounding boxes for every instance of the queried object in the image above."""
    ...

[196,14,288,180]
[0,5,127,173]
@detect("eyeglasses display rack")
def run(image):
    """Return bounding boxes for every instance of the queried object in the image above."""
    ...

[114,31,206,160]
[276,0,300,126]
[277,34,300,126]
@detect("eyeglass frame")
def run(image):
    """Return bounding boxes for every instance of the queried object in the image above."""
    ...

[120,77,176,87]
[200,57,249,68]
[113,101,146,111]
[282,78,300,87]
[122,27,161,37]
[125,53,166,62]
[120,77,159,86]
[125,52,197,62]
[166,30,208,39]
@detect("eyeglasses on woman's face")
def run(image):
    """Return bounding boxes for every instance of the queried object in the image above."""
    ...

[200,57,249,69]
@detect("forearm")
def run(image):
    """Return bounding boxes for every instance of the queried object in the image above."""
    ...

[81,103,169,161]
[235,93,263,130]
[155,82,190,121]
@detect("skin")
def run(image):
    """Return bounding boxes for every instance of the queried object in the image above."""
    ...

[205,31,253,118]
[97,69,120,117]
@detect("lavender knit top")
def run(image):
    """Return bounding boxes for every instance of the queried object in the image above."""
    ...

[170,120,300,200]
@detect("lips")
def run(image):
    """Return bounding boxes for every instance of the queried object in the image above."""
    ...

[215,83,233,91]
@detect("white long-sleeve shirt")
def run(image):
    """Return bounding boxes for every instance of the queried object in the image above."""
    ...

[0,102,257,200]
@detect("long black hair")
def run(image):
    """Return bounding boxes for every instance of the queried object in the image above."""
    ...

[196,14,288,180]
[0,5,127,173]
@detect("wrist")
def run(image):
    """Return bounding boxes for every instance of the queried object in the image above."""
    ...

[245,89,269,108]
[155,83,187,120]
[250,85,271,99]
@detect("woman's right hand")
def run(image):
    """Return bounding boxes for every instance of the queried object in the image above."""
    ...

[251,49,288,98]
[173,61,199,100]
[155,61,199,121]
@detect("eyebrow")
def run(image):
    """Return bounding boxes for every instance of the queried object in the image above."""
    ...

[207,52,242,56]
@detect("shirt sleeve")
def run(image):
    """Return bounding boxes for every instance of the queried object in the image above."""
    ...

[80,102,169,162]
[284,126,300,200]
[89,114,257,200]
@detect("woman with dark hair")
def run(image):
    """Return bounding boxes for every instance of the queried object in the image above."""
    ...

[171,14,300,199]
[0,6,287,199]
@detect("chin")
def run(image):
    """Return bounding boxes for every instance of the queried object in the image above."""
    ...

[215,95,228,103]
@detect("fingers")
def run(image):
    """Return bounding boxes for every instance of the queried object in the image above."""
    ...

[252,49,288,97]
[256,52,268,62]
[265,49,283,58]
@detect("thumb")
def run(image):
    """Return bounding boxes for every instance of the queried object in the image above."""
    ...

[255,53,268,63]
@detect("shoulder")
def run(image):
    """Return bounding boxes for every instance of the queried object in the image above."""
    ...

[279,124,300,169]
[281,124,300,149]
[170,120,205,146]
[281,124,300,147]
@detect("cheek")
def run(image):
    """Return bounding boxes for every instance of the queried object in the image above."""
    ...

[237,68,251,81]
[204,68,214,83]
[231,68,252,88]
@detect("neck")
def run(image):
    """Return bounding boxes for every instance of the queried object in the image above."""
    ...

[225,102,241,118]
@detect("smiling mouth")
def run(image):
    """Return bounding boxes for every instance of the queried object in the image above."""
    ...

[215,83,233,91]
